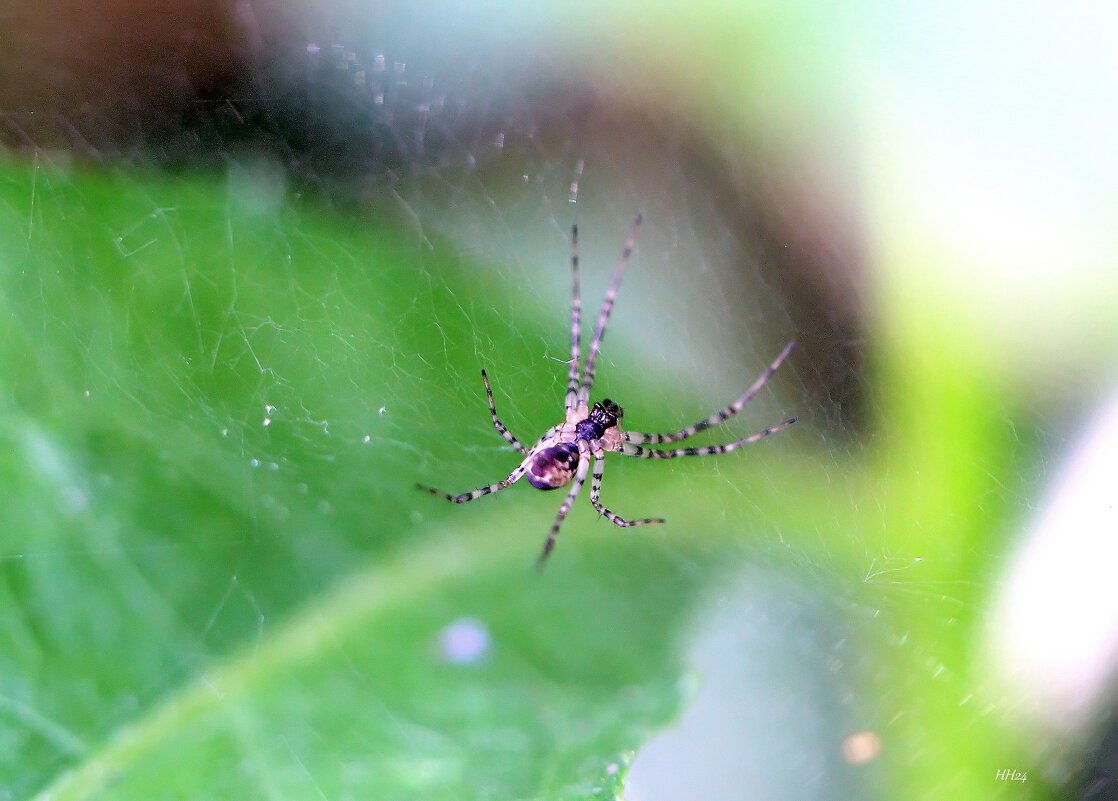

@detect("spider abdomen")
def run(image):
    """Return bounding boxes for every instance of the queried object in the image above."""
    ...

[526,443,580,490]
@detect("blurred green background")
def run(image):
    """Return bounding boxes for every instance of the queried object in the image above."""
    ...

[2,2,1116,800]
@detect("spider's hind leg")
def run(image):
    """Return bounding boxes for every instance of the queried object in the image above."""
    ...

[536,455,592,569]
[418,460,530,504]
[588,455,665,528]
[482,370,528,455]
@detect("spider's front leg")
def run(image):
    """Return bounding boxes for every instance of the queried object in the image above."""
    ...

[620,417,796,459]
[577,214,642,407]
[623,340,796,446]
[565,222,582,415]
[589,455,665,528]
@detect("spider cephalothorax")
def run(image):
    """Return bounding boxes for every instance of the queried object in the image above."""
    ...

[575,400,623,442]
[419,215,796,566]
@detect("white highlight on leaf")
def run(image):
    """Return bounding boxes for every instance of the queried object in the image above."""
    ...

[438,617,490,664]
[987,387,1118,734]
[841,730,882,765]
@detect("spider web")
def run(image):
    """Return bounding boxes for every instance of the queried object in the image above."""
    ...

[2,4,1071,800]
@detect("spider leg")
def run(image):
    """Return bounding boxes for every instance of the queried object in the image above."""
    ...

[417,450,535,504]
[577,214,642,407]
[624,340,796,445]
[565,223,582,415]
[619,417,796,459]
[589,454,665,528]
[536,453,592,568]
[482,370,527,455]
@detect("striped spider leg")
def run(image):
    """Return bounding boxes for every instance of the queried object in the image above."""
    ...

[418,215,796,567]
[482,369,528,456]
[621,339,798,449]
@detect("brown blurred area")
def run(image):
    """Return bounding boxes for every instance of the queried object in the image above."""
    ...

[0,1,866,433]
[0,1,250,158]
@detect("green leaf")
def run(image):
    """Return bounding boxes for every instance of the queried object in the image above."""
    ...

[0,162,795,799]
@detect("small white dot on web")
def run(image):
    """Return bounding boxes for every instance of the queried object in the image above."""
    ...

[262,418,271,427]
[378,406,387,415]
[362,435,371,444]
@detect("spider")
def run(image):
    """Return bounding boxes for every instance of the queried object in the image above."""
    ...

[419,214,796,566]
